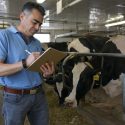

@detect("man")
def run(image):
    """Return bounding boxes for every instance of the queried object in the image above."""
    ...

[0,2,54,125]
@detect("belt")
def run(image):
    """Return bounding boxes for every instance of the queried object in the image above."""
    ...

[4,85,42,95]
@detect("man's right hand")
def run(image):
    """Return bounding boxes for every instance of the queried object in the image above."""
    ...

[26,52,41,67]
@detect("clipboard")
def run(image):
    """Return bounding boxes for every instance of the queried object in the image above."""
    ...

[27,47,67,72]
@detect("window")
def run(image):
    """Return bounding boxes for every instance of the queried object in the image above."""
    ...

[34,33,50,43]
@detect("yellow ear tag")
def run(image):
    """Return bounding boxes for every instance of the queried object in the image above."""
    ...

[93,74,99,81]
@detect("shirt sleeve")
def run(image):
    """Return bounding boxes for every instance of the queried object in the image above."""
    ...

[0,30,8,61]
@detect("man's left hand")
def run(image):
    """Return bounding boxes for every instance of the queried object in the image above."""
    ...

[40,62,55,78]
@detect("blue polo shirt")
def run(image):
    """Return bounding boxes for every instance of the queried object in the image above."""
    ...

[0,26,44,89]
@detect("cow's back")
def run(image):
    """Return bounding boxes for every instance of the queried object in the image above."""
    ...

[109,35,125,54]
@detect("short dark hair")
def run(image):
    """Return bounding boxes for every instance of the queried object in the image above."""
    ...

[22,2,45,16]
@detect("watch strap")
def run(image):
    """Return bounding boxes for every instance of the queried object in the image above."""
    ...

[22,59,27,68]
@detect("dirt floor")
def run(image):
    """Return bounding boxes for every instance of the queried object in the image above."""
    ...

[0,84,125,125]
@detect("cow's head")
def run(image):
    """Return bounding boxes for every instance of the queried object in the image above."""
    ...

[49,69,73,107]
[55,62,101,108]
[66,60,104,105]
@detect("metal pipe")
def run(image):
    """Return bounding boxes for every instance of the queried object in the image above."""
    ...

[62,54,74,90]
[65,52,125,58]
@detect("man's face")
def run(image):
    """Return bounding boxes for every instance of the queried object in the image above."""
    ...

[20,9,43,37]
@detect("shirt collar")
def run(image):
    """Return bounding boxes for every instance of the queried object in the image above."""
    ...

[8,26,34,40]
[8,26,19,33]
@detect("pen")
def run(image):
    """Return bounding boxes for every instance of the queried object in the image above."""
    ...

[25,50,31,55]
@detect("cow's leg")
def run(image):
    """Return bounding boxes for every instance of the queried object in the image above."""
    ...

[65,63,86,107]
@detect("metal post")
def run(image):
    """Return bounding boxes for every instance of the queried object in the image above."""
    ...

[123,75,125,120]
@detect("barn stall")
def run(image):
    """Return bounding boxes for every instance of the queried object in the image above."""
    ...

[0,0,125,125]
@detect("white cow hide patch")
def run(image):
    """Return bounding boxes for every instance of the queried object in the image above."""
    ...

[56,82,63,97]
[109,35,125,54]
[65,62,86,107]
[102,78,122,98]
[68,38,90,53]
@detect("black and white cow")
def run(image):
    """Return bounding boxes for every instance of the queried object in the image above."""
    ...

[53,35,110,107]
[68,35,109,53]
[63,35,125,107]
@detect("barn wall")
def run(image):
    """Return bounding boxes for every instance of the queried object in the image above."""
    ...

[41,29,74,43]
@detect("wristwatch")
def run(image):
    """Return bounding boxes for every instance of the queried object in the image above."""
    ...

[22,59,27,68]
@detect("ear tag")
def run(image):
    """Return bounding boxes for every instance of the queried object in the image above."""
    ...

[93,74,99,81]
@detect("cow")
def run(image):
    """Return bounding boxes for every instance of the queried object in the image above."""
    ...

[68,35,109,53]
[63,35,125,107]
[50,35,111,107]
[47,42,68,51]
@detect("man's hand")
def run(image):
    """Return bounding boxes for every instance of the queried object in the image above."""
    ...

[26,52,41,67]
[40,62,55,78]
